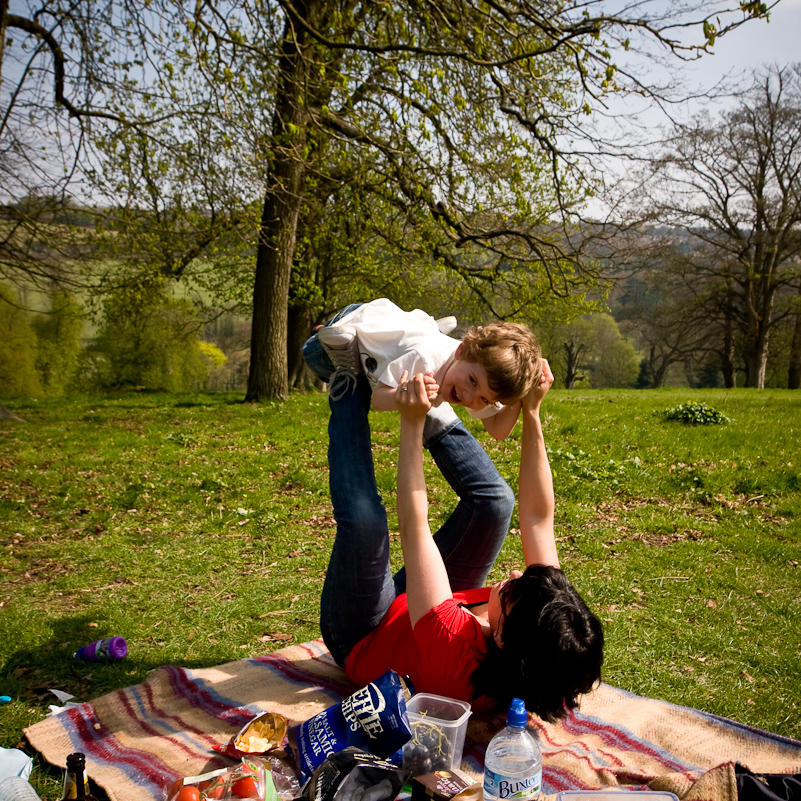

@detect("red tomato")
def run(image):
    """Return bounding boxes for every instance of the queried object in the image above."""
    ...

[231,776,260,798]
[169,779,185,800]
[200,781,226,801]
[176,787,201,801]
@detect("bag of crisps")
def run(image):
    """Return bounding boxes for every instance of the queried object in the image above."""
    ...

[215,711,289,760]
[288,671,413,785]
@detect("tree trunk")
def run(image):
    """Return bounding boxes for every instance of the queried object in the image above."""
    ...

[788,285,801,389]
[563,339,584,389]
[0,403,24,422]
[744,329,770,389]
[720,283,737,388]
[647,346,669,388]
[0,0,8,89]
[244,19,310,403]
[720,328,737,389]
[742,277,774,389]
[287,303,318,390]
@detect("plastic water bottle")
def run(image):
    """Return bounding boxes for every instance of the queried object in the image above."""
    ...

[73,637,127,662]
[0,777,43,801]
[483,698,542,801]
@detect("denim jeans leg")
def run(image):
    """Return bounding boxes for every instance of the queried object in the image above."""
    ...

[394,420,514,593]
[320,375,398,666]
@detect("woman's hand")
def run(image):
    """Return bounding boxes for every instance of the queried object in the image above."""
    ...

[395,371,433,420]
[522,358,554,414]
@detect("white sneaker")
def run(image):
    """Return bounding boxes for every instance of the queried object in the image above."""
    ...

[436,316,458,335]
[319,324,362,374]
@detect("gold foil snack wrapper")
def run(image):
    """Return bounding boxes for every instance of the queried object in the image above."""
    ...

[214,711,289,759]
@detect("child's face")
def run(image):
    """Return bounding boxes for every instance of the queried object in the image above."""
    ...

[440,349,500,410]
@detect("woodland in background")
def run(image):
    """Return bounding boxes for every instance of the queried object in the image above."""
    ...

[3,1,799,401]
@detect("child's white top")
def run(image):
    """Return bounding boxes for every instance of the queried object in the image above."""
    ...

[337,298,501,419]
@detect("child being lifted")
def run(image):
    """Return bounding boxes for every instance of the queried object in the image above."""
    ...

[302,298,542,442]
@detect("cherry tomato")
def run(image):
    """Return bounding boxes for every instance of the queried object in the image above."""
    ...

[169,779,185,800]
[200,780,226,800]
[176,786,201,801]
[231,776,260,798]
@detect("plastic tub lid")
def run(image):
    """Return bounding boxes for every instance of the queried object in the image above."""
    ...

[406,693,471,724]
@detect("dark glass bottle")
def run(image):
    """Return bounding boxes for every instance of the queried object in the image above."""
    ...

[60,753,99,801]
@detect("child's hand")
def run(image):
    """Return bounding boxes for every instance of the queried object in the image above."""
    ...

[396,371,432,419]
[423,372,439,402]
[522,358,554,413]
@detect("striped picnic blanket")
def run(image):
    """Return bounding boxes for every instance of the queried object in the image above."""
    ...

[24,640,801,801]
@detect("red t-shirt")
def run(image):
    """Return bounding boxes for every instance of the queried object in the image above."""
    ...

[345,588,490,703]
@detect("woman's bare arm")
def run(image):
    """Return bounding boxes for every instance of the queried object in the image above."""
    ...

[395,372,453,626]
[517,359,560,569]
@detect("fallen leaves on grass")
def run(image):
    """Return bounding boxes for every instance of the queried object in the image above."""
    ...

[259,632,292,643]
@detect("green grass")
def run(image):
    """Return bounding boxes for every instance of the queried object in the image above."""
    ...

[1,388,800,799]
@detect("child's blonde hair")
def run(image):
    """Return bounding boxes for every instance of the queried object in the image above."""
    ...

[459,322,542,403]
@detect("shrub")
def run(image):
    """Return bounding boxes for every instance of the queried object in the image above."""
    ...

[661,401,730,425]
[33,291,84,396]
[0,284,42,397]
[78,282,212,392]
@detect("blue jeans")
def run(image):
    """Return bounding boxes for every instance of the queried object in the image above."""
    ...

[319,374,515,667]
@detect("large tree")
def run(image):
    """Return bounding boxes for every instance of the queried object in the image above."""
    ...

[236,0,775,400]
[633,65,801,388]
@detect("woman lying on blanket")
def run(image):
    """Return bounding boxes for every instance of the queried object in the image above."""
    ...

[319,359,603,721]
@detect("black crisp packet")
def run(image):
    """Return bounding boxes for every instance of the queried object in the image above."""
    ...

[288,670,414,784]
[303,747,411,801]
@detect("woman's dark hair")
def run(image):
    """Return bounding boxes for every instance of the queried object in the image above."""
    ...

[470,565,604,722]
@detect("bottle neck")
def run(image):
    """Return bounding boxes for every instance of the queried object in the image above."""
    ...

[63,761,88,800]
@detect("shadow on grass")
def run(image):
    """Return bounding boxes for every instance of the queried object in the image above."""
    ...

[1,614,281,717]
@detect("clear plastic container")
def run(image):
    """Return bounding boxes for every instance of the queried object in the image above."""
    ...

[402,693,472,775]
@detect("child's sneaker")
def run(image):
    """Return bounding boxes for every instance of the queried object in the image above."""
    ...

[436,316,458,334]
[319,325,361,373]
[319,325,362,400]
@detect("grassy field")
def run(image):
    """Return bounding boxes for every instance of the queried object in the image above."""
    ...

[1,388,800,799]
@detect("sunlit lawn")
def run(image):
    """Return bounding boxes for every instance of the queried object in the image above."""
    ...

[1,388,799,798]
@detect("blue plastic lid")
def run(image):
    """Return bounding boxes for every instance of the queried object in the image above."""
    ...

[507,697,527,727]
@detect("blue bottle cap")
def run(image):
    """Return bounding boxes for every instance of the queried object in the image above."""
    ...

[0,695,11,705]
[507,697,527,727]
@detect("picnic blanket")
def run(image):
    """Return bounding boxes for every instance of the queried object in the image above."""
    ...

[24,639,801,801]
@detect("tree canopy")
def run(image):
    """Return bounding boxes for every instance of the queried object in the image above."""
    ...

[1,0,775,398]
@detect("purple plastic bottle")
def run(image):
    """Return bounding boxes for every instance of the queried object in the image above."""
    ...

[73,637,127,662]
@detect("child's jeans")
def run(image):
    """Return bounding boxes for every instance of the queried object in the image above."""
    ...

[319,374,514,667]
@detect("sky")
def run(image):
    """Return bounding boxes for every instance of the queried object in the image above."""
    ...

[579,0,801,216]
[676,0,801,93]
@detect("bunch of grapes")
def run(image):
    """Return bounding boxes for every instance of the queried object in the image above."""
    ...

[403,722,450,775]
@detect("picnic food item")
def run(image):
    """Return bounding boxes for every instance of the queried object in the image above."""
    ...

[60,753,99,801]
[215,712,289,759]
[73,637,127,663]
[288,670,414,784]
[483,698,542,801]
[165,758,278,801]
[411,769,480,801]
[302,747,410,801]
[401,694,472,776]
